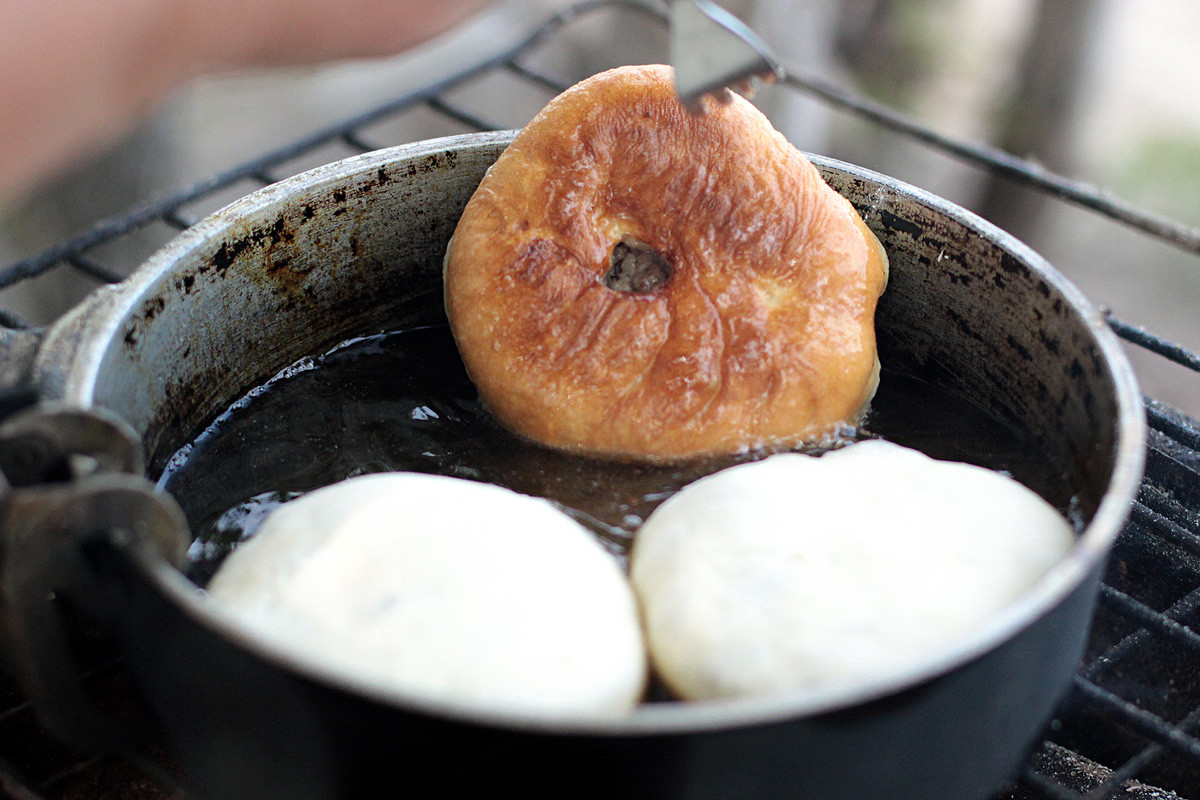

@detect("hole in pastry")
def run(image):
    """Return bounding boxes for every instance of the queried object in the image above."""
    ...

[604,238,673,294]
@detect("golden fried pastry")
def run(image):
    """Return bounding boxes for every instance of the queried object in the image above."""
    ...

[445,64,888,461]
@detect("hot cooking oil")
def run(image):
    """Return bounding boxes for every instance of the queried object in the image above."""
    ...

[158,322,1077,587]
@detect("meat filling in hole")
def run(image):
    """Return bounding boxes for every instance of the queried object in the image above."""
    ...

[604,239,673,294]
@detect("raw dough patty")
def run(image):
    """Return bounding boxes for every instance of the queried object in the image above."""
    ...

[629,440,1075,701]
[206,472,647,719]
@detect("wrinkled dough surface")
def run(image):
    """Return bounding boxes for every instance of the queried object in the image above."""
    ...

[207,473,647,719]
[629,440,1075,701]
[445,64,887,461]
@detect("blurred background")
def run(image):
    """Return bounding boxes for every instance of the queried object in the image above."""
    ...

[2,0,1199,414]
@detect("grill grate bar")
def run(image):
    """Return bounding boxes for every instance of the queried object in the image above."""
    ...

[1079,580,1200,686]
[1052,690,1200,800]
[780,72,1200,259]
[1127,501,1200,561]
[339,131,380,154]
[0,757,43,800]
[1018,768,1087,800]
[503,60,570,94]
[422,96,505,134]
[0,698,32,727]
[35,756,104,796]
[1137,489,1200,538]
[1108,317,1200,375]
[1146,401,1200,456]
[63,252,123,286]
[0,309,32,332]
[1013,742,1175,800]
[1086,748,1168,800]
[1071,676,1200,761]
[160,209,197,231]
[1097,585,1200,655]
[0,32,549,299]
[1102,701,1200,798]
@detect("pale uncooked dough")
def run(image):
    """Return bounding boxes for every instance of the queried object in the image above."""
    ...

[206,472,646,718]
[629,440,1075,702]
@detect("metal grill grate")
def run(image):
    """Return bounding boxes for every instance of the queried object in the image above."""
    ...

[4,1,1200,798]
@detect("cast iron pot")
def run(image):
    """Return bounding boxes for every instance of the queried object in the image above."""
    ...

[0,132,1145,800]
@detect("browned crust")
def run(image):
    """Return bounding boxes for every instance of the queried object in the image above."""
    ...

[445,64,888,461]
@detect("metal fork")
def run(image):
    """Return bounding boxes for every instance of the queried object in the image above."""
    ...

[670,0,782,113]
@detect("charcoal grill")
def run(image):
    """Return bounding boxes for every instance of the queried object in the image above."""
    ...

[1,1,1199,798]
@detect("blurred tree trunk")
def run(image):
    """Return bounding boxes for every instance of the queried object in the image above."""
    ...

[974,0,1105,242]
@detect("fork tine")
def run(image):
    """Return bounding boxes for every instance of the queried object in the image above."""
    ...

[670,0,782,113]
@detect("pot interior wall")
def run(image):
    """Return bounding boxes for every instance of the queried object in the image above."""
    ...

[826,167,1122,520]
[73,136,1122,522]
[88,138,507,476]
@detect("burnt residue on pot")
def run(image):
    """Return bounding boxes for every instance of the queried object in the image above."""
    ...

[124,219,299,345]
[875,208,924,241]
[122,297,165,347]
[112,145,493,477]
[841,168,1122,521]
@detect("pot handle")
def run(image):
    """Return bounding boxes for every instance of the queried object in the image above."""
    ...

[0,403,189,754]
